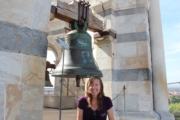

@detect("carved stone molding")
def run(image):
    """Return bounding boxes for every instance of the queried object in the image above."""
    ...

[89,0,151,13]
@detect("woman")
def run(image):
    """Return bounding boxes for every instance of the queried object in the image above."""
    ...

[77,76,114,120]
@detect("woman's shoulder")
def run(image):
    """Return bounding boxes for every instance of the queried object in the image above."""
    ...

[103,96,113,104]
[78,96,87,102]
[103,96,113,109]
[103,96,112,101]
[77,96,88,109]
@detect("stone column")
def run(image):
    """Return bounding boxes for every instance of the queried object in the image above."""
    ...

[0,1,51,120]
[149,0,174,119]
[90,0,159,120]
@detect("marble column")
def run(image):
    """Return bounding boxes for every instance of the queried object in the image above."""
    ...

[149,0,174,119]
[0,0,51,120]
[89,0,164,120]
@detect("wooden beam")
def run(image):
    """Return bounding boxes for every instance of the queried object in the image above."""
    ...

[51,1,103,32]
[50,1,116,38]
[99,29,116,38]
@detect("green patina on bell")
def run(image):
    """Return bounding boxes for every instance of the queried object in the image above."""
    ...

[52,21,103,78]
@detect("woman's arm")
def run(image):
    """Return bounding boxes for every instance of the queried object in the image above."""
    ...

[77,107,83,120]
[107,107,114,120]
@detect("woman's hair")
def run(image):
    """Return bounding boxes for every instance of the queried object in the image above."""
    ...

[85,76,105,110]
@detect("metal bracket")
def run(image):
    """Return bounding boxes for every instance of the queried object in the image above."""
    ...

[78,0,91,26]
[94,29,116,38]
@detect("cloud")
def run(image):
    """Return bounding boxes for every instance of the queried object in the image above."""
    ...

[166,42,180,54]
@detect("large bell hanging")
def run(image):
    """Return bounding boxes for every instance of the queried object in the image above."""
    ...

[52,21,103,78]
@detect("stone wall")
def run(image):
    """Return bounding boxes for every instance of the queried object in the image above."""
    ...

[0,0,51,120]
[90,0,174,120]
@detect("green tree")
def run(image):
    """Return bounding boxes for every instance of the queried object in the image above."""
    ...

[169,103,180,120]
[171,96,180,103]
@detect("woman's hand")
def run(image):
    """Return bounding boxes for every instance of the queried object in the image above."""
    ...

[77,108,83,120]
[107,107,115,120]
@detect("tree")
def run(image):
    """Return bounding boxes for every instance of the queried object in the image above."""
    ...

[171,96,180,103]
[169,103,180,120]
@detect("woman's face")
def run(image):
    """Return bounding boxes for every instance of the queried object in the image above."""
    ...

[88,79,101,97]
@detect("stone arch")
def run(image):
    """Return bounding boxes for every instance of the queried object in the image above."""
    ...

[47,37,62,64]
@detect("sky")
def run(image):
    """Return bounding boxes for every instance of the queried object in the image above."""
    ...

[159,0,180,84]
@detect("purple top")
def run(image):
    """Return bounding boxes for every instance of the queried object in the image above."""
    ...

[77,96,113,120]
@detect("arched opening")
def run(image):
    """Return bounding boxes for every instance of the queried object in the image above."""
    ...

[46,47,57,87]
[44,47,57,98]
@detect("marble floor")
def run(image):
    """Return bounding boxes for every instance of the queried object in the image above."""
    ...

[43,108,77,120]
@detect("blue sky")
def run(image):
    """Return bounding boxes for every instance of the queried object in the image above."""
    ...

[160,0,180,83]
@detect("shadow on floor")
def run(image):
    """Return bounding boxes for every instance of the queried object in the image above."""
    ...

[43,108,77,120]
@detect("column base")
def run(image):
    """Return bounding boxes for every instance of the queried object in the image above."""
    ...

[152,110,175,120]
[114,111,156,120]
[114,110,174,120]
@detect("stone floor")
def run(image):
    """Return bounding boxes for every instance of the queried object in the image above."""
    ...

[43,108,77,120]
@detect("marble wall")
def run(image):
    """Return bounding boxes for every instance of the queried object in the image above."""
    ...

[0,50,46,120]
[0,0,51,119]
[93,1,153,113]
[0,0,51,32]
[90,0,173,119]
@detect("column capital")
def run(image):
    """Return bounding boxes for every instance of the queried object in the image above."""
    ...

[89,0,150,13]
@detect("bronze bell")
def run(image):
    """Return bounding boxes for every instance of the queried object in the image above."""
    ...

[45,61,56,87]
[52,21,103,86]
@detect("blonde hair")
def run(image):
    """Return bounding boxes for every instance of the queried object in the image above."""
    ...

[85,76,104,110]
